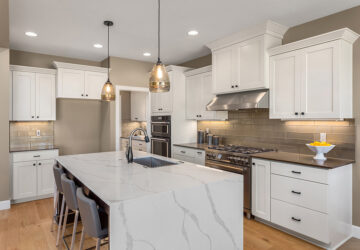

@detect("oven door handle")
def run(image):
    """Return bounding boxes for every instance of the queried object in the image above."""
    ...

[206,160,245,174]
[151,122,170,124]
[151,138,169,142]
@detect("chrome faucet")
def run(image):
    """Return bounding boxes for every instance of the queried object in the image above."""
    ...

[126,128,150,163]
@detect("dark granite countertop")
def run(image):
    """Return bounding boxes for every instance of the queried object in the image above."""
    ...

[173,143,209,150]
[10,145,60,153]
[252,151,354,169]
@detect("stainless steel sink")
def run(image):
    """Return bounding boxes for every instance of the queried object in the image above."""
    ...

[133,157,178,168]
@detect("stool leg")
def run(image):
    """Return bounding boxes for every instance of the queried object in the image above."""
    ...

[79,226,85,250]
[61,206,69,241]
[50,190,59,232]
[95,238,101,250]
[56,198,65,246]
[70,210,79,250]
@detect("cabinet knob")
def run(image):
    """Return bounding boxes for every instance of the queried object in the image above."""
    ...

[231,85,234,88]
[32,116,35,118]
[252,162,255,165]
[81,94,84,96]
[235,85,238,88]
[294,112,298,115]
[33,163,36,166]
[37,116,39,119]
[301,112,305,115]
[86,94,88,97]
[38,162,42,166]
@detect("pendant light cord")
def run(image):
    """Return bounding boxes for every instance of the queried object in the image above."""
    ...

[157,0,161,63]
[107,24,110,81]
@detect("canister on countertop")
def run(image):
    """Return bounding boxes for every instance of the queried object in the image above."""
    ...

[205,128,210,143]
[207,134,214,145]
[197,130,205,144]
[213,136,220,146]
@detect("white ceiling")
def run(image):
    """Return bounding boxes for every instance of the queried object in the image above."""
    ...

[9,0,360,65]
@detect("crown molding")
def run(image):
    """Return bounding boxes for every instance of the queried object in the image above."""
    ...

[184,65,212,77]
[10,65,57,74]
[52,61,108,73]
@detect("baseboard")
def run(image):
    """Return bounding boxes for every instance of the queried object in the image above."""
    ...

[0,200,11,210]
[353,225,360,239]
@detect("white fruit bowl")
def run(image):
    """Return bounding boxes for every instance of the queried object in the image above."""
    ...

[306,144,336,160]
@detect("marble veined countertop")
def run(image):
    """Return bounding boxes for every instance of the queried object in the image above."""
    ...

[56,151,243,205]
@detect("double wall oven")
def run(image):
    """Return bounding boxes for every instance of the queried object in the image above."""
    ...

[151,116,171,157]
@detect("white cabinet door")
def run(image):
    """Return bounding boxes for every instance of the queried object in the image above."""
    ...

[252,158,271,221]
[212,47,233,94]
[193,150,205,165]
[37,160,55,196]
[186,74,202,119]
[131,92,147,121]
[300,41,340,119]
[36,73,56,120]
[12,71,36,120]
[269,51,301,119]
[13,161,37,200]
[236,37,265,90]
[58,68,85,98]
[159,91,173,113]
[84,71,107,100]
[150,92,160,113]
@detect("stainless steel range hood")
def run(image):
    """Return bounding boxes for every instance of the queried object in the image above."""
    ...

[206,89,269,111]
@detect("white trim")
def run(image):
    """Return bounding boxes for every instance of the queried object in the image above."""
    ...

[207,20,288,51]
[269,28,360,56]
[0,200,10,210]
[52,61,108,73]
[165,65,191,73]
[10,65,56,75]
[115,85,151,151]
[353,225,360,239]
[184,65,212,77]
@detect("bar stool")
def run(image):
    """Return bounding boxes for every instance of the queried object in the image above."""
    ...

[52,165,66,247]
[60,174,81,250]
[76,188,108,250]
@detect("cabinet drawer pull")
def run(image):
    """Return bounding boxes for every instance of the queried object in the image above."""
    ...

[291,217,301,222]
[180,151,186,154]
[197,152,202,154]
[33,155,40,158]
[291,170,301,174]
[291,190,301,195]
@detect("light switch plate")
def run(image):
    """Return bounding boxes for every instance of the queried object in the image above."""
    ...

[36,130,41,137]
[320,133,326,142]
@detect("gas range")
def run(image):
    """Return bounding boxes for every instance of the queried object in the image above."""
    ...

[206,145,273,167]
[204,145,274,218]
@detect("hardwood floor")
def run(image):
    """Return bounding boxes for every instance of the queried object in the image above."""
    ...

[0,198,358,250]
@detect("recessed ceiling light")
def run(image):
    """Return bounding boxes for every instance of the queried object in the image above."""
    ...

[188,30,199,36]
[143,52,151,57]
[93,44,103,48]
[25,31,38,37]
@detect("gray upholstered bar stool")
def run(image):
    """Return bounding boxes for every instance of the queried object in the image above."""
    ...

[60,174,81,250]
[76,188,108,250]
[52,165,66,247]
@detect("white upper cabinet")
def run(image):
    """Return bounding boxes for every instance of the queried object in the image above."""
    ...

[131,92,147,121]
[207,20,288,95]
[185,66,228,120]
[269,28,359,120]
[53,61,108,100]
[10,66,56,121]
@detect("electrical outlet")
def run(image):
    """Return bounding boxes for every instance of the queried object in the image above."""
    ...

[36,130,41,137]
[320,133,326,142]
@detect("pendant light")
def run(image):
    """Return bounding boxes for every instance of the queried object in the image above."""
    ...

[101,20,116,101]
[149,0,170,93]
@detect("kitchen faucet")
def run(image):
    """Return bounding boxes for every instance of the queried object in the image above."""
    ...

[126,128,150,163]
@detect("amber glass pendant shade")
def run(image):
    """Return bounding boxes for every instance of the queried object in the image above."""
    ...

[149,62,170,92]
[101,79,115,101]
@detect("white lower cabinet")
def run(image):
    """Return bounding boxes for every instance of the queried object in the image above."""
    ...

[252,158,352,248]
[11,149,59,202]
[172,146,205,165]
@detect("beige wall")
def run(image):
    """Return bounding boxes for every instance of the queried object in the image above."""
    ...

[0,48,9,201]
[10,50,101,68]
[179,54,211,69]
[0,0,9,48]
[282,5,360,227]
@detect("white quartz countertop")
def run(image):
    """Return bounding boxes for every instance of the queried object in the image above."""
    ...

[56,151,243,205]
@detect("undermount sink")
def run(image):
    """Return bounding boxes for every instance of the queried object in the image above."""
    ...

[133,157,178,168]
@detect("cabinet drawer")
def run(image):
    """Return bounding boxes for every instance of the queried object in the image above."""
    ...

[194,150,205,165]
[271,199,329,244]
[172,154,195,164]
[271,174,328,213]
[12,149,59,163]
[271,161,328,184]
[173,146,196,157]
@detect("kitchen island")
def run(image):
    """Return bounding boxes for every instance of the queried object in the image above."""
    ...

[56,151,243,250]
